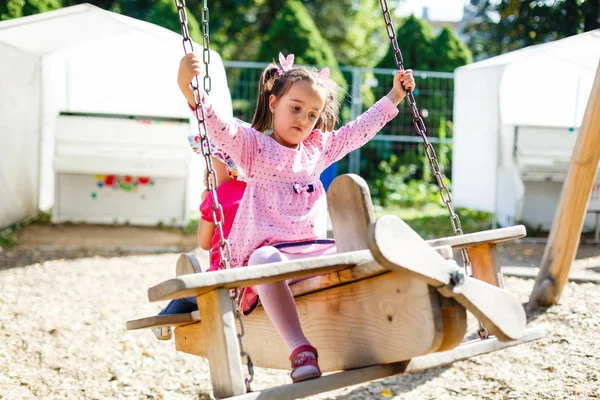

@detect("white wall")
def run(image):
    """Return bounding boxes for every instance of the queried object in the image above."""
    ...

[52,113,192,226]
[500,49,597,128]
[452,65,503,213]
[453,32,600,229]
[38,52,68,211]
[0,8,234,227]
[495,122,524,227]
[521,181,599,231]
[36,32,233,219]
[0,43,41,228]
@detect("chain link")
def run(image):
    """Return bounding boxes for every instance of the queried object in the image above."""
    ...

[174,0,255,388]
[378,0,471,269]
[378,0,488,339]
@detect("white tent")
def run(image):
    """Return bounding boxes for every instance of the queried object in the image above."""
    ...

[452,30,600,229]
[0,4,232,229]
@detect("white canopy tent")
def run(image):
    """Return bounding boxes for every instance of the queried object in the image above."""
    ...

[0,4,232,229]
[452,30,600,229]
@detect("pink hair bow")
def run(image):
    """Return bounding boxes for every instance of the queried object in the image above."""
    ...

[318,67,337,89]
[277,52,295,76]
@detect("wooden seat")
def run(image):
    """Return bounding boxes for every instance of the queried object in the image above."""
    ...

[126,174,537,399]
[133,175,467,372]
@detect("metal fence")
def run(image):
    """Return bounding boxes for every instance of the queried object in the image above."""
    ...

[223,61,454,182]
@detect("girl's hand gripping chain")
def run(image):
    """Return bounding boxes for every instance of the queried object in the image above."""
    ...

[178,53,204,107]
[386,69,416,106]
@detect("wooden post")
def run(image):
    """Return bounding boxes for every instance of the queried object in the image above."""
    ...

[529,62,600,309]
[468,244,504,288]
[196,289,246,398]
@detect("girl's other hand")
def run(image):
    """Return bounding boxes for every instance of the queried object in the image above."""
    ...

[396,69,415,94]
[386,69,416,106]
[178,53,203,90]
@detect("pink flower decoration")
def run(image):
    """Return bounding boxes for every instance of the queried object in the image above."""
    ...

[318,67,337,89]
[277,53,295,75]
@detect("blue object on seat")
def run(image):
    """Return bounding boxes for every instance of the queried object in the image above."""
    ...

[320,162,339,191]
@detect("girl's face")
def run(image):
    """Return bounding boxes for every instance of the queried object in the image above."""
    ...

[269,80,326,149]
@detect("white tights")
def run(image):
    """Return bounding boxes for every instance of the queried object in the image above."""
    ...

[248,245,336,353]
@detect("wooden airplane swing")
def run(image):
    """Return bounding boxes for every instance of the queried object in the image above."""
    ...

[128,173,543,399]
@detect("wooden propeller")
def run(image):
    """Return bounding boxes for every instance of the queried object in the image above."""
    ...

[368,215,526,342]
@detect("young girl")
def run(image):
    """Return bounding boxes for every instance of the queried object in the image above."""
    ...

[178,52,415,382]
[153,143,246,340]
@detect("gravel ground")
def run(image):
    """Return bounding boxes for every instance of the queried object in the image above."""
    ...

[1,238,599,399]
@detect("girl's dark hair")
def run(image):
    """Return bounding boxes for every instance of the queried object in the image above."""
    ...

[251,63,342,133]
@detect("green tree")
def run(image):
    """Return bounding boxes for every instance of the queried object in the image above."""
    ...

[375,14,436,71]
[1,0,399,65]
[64,0,115,9]
[371,14,468,144]
[582,0,600,31]
[63,0,202,43]
[184,0,391,64]
[303,0,387,67]
[146,0,202,43]
[430,26,472,72]
[464,0,599,60]
[183,0,267,60]
[111,0,153,21]
[256,0,346,89]
[1,0,63,20]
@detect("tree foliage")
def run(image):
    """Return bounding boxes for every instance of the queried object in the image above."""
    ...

[375,14,472,73]
[179,0,272,60]
[375,14,436,70]
[1,0,63,20]
[0,0,203,43]
[430,26,472,72]
[169,0,389,65]
[179,0,389,65]
[0,0,395,69]
[464,0,600,60]
[145,0,202,43]
[256,0,347,89]
[302,0,387,67]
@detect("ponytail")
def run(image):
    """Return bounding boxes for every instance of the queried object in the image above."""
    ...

[251,63,279,132]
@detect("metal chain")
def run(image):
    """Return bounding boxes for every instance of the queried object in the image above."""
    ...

[174,0,255,388]
[378,0,488,340]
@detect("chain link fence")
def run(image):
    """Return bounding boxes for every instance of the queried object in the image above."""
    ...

[223,61,454,184]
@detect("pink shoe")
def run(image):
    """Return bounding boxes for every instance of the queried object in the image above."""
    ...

[290,345,322,383]
[236,288,260,316]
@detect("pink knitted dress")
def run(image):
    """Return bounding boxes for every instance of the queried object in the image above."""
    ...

[194,94,398,269]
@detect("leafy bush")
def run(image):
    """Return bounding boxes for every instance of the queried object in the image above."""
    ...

[183,213,200,235]
[231,99,255,121]
[0,210,52,248]
[422,117,453,182]
[375,205,491,239]
[368,113,454,208]
[371,154,445,208]
[515,219,546,237]
[0,229,18,248]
